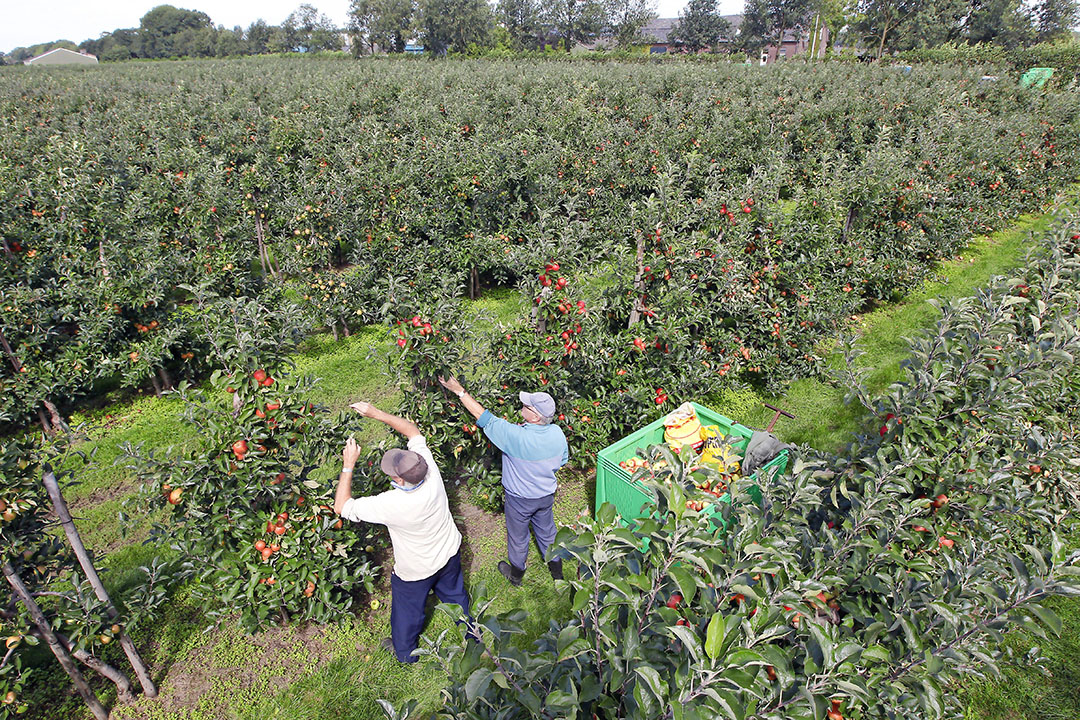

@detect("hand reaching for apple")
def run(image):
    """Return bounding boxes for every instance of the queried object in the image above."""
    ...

[439,376,464,395]
[342,437,361,468]
[349,401,375,417]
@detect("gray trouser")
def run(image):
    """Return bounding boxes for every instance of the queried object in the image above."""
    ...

[504,491,556,570]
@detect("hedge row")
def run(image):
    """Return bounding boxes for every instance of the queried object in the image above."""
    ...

[899,40,1080,84]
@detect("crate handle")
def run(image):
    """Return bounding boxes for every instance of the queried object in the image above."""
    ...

[762,403,795,432]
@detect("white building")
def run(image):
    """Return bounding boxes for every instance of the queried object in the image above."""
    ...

[25,48,99,66]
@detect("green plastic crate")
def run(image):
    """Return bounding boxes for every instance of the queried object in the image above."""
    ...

[1019,67,1054,89]
[595,402,788,521]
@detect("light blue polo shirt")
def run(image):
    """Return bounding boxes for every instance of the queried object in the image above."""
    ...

[476,411,569,499]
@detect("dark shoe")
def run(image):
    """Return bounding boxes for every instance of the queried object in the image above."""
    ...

[547,558,564,581]
[498,560,524,587]
[380,636,395,654]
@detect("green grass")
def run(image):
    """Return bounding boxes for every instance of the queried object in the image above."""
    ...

[962,593,1080,720]
[30,193,1080,719]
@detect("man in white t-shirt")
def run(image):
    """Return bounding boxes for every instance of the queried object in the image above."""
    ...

[333,401,476,663]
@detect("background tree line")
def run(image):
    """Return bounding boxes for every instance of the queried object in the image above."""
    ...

[1,0,1077,67]
[1,3,343,64]
[346,0,1077,57]
[736,0,1077,59]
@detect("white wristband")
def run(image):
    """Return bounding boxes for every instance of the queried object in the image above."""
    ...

[341,467,353,474]
[457,390,466,399]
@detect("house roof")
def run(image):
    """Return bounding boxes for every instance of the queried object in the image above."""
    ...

[25,48,98,65]
[642,15,744,45]
[643,17,677,44]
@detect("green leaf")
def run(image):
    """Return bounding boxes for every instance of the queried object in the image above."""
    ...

[634,681,656,717]
[808,624,835,667]
[725,649,767,668]
[596,502,616,526]
[921,676,944,716]
[668,624,704,663]
[1008,553,1030,589]
[571,587,591,612]
[669,565,698,605]
[705,610,726,661]
[711,688,745,720]
[545,689,579,712]
[557,625,579,656]
[730,583,759,602]
[834,679,870,703]
[1029,604,1063,635]
[930,601,960,627]
[635,665,668,700]
[464,668,492,701]
[580,674,603,704]
[558,638,591,661]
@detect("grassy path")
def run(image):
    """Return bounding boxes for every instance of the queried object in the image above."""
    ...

[35,193,1079,719]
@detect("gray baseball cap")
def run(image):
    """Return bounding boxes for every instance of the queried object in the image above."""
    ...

[519,391,556,418]
[380,449,428,484]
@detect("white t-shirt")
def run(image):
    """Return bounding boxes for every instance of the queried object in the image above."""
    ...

[340,435,462,581]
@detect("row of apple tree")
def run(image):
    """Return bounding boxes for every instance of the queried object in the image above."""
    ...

[2,57,1078,431]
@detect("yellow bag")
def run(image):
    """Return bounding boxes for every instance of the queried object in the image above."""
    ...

[699,425,741,472]
[664,403,703,451]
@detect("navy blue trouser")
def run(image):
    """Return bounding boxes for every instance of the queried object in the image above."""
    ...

[504,491,556,571]
[389,550,476,663]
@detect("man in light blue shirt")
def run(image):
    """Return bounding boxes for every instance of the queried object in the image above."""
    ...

[440,376,568,586]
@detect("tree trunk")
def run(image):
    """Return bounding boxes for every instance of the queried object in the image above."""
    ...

[157,366,174,392]
[42,469,158,698]
[0,236,13,259]
[341,318,351,337]
[149,373,162,398]
[331,323,339,341]
[0,327,22,373]
[254,215,270,278]
[38,407,53,435]
[628,229,647,328]
[98,240,110,280]
[57,632,135,703]
[877,16,891,60]
[467,266,480,300]
[531,287,550,334]
[3,562,109,720]
[43,399,63,430]
[841,206,855,245]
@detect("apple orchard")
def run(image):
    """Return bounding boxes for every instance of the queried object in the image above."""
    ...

[2,55,1080,719]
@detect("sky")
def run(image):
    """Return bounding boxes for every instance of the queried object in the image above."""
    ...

[2,0,745,54]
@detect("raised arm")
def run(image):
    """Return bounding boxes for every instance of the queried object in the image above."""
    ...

[350,401,420,439]
[334,437,361,515]
[439,376,485,420]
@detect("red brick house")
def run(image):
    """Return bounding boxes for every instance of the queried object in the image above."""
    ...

[758,22,829,64]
